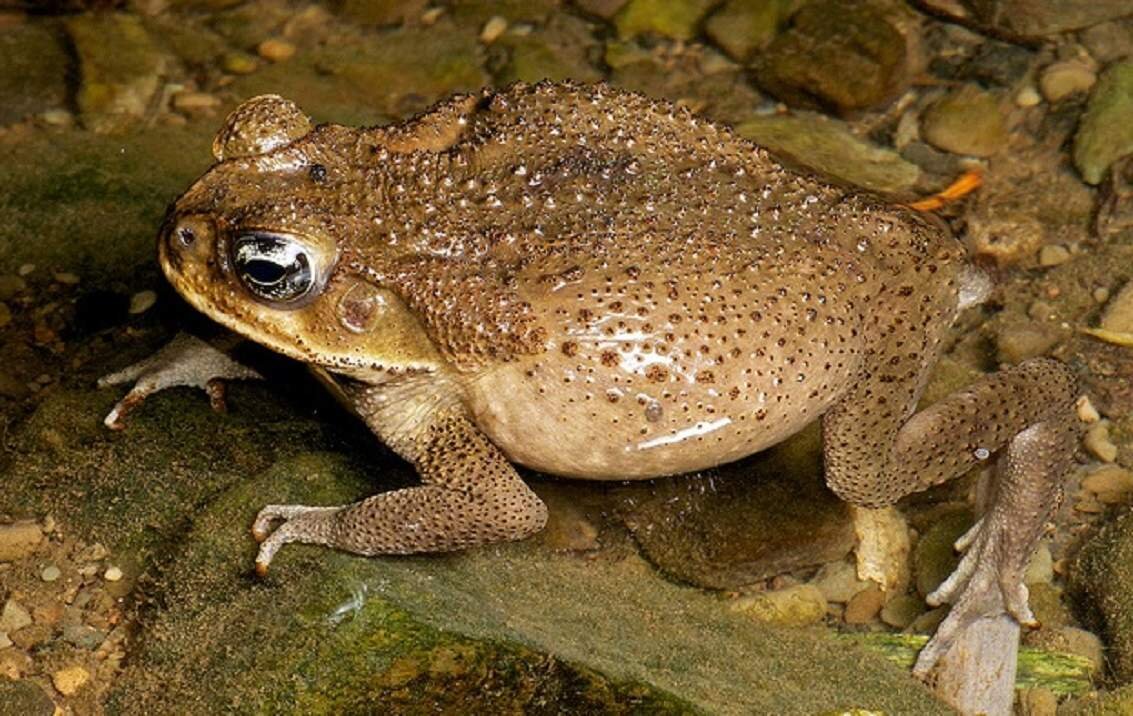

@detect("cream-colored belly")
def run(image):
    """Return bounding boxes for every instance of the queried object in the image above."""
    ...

[463,351,856,480]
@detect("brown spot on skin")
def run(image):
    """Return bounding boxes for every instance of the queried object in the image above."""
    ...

[696,370,715,384]
[600,350,618,367]
[561,341,578,357]
[646,365,668,382]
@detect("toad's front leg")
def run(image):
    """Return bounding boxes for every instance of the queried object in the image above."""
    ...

[252,376,547,574]
[823,356,1077,710]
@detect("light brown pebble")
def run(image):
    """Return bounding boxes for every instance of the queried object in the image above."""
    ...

[128,290,157,315]
[1100,281,1133,334]
[0,520,44,561]
[17,263,35,276]
[41,565,61,582]
[1094,287,1111,303]
[257,39,296,62]
[53,272,79,285]
[810,559,869,604]
[479,15,508,43]
[0,633,10,649]
[1076,395,1101,423]
[40,108,74,127]
[1082,464,1133,502]
[1084,421,1119,462]
[843,583,885,624]
[104,566,123,582]
[1040,60,1097,103]
[0,599,32,633]
[52,665,90,695]
[1017,687,1058,716]
[222,52,258,75]
[1014,86,1041,107]
[421,7,444,24]
[1038,244,1071,267]
[728,584,827,627]
[172,91,222,113]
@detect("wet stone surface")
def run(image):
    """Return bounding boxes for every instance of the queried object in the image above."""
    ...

[1,0,1132,712]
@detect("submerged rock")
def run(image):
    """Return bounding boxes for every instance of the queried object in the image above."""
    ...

[912,0,1133,40]
[921,86,1008,157]
[613,0,717,41]
[65,13,167,133]
[736,112,921,194]
[1074,60,1133,185]
[749,0,910,113]
[623,425,855,590]
[0,20,70,126]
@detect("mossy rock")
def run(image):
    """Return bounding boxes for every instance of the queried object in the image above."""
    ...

[2,380,951,714]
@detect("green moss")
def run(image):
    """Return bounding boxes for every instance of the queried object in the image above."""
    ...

[614,0,718,41]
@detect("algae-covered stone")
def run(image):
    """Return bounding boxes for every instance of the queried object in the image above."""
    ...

[623,424,855,590]
[614,0,717,41]
[921,86,1007,158]
[912,509,973,599]
[749,0,908,113]
[1,382,951,714]
[0,678,53,716]
[490,14,603,85]
[230,22,486,124]
[729,584,827,626]
[704,0,784,62]
[0,20,70,126]
[0,124,215,280]
[1071,507,1133,682]
[735,112,921,195]
[1074,61,1133,186]
[65,13,167,133]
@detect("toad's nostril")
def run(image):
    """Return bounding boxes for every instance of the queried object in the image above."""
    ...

[177,226,197,247]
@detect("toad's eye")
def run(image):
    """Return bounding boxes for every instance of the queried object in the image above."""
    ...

[233,233,314,304]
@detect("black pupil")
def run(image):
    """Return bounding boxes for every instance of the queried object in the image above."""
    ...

[243,258,288,285]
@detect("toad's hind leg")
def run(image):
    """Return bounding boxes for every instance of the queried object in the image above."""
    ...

[822,358,1078,686]
[252,381,547,574]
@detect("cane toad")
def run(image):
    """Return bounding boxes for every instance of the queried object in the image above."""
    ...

[103,82,1078,678]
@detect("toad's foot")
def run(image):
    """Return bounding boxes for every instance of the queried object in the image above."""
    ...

[98,333,261,429]
[252,504,341,576]
[912,516,1035,679]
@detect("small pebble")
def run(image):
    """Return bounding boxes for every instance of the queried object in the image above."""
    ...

[1040,60,1097,103]
[222,51,258,75]
[0,600,32,633]
[1095,287,1111,303]
[104,566,123,582]
[0,632,11,649]
[1082,464,1133,503]
[1077,396,1101,423]
[52,665,90,696]
[53,272,79,285]
[420,6,444,24]
[62,624,106,650]
[1084,422,1119,463]
[257,39,296,62]
[0,520,44,561]
[17,263,35,276]
[1024,543,1054,585]
[728,584,827,627]
[1014,86,1041,107]
[40,564,61,582]
[129,290,157,315]
[843,584,885,624]
[172,91,222,113]
[479,15,508,44]
[1101,281,1133,333]
[1038,244,1071,267]
[39,108,74,127]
